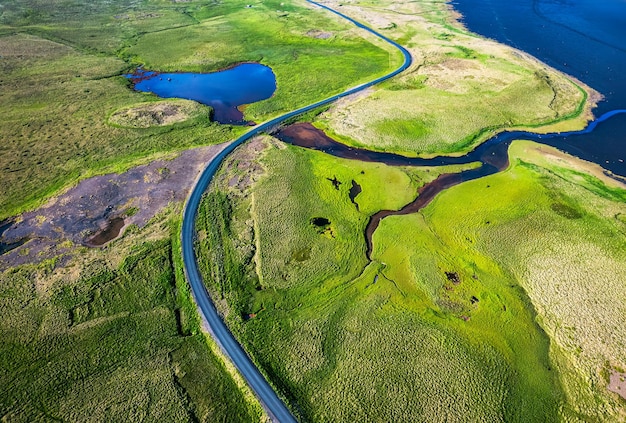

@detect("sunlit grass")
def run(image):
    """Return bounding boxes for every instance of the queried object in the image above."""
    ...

[0,208,261,421]
[317,0,592,157]
[195,138,540,421]
[0,0,398,219]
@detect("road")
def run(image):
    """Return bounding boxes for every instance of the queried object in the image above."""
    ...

[180,1,412,421]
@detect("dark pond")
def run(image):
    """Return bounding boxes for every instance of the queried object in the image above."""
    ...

[452,0,626,176]
[0,219,28,255]
[127,63,277,125]
[86,217,125,247]
[311,217,331,227]
[349,180,362,210]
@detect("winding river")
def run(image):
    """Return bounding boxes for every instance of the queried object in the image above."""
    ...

[275,107,626,257]
[181,2,411,421]
[182,0,626,421]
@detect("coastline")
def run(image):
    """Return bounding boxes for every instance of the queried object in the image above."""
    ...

[446,0,601,129]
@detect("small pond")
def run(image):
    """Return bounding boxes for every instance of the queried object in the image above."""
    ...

[127,63,277,125]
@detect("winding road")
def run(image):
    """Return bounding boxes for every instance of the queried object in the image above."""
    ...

[181,1,412,421]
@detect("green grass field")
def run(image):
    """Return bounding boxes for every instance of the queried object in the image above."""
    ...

[315,0,593,157]
[0,207,262,422]
[196,137,626,421]
[0,0,398,219]
[4,0,623,420]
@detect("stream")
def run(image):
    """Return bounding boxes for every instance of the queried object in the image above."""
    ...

[275,107,626,258]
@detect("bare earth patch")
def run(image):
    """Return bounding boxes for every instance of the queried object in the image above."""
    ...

[608,370,626,400]
[216,136,268,194]
[306,29,333,39]
[0,143,230,269]
[108,100,209,128]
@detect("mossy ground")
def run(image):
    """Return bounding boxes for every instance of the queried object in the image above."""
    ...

[0,0,397,219]
[3,0,622,420]
[197,137,626,421]
[1,0,399,418]
[0,206,263,422]
[315,0,595,157]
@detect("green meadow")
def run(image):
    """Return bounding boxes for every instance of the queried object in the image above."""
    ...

[0,208,262,421]
[3,0,624,421]
[196,137,626,421]
[0,0,396,219]
[316,0,593,157]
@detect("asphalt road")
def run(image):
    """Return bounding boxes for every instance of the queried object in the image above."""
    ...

[181,2,412,421]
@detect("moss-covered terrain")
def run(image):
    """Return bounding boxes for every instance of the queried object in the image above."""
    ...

[198,135,626,421]
[0,0,397,219]
[0,0,399,419]
[3,0,624,420]
[0,206,263,421]
[315,0,597,157]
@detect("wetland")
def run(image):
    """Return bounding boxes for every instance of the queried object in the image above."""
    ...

[2,0,626,421]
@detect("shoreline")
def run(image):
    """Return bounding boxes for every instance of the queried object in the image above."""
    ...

[446,0,601,120]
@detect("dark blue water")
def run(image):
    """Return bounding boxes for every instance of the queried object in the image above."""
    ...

[452,0,626,176]
[128,63,277,125]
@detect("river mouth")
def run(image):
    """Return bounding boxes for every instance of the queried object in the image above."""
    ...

[276,117,626,257]
[452,0,626,172]
[127,63,277,125]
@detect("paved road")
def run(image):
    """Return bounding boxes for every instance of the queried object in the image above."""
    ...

[181,2,412,421]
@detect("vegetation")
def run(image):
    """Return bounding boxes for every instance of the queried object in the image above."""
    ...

[315,0,594,157]
[124,0,402,119]
[196,137,626,421]
[0,31,238,220]
[0,208,262,421]
[4,0,622,421]
[108,100,210,128]
[0,0,398,219]
[196,138,521,421]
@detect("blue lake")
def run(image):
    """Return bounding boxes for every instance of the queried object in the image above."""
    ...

[128,63,277,125]
[452,0,626,176]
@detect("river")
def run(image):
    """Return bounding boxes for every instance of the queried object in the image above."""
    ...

[452,0,626,175]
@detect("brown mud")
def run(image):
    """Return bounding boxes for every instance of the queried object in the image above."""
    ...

[0,143,229,269]
[85,217,126,247]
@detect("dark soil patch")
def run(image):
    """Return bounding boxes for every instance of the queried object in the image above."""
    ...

[551,202,583,219]
[310,217,333,236]
[445,271,461,285]
[349,180,362,211]
[86,217,125,247]
[0,143,229,269]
